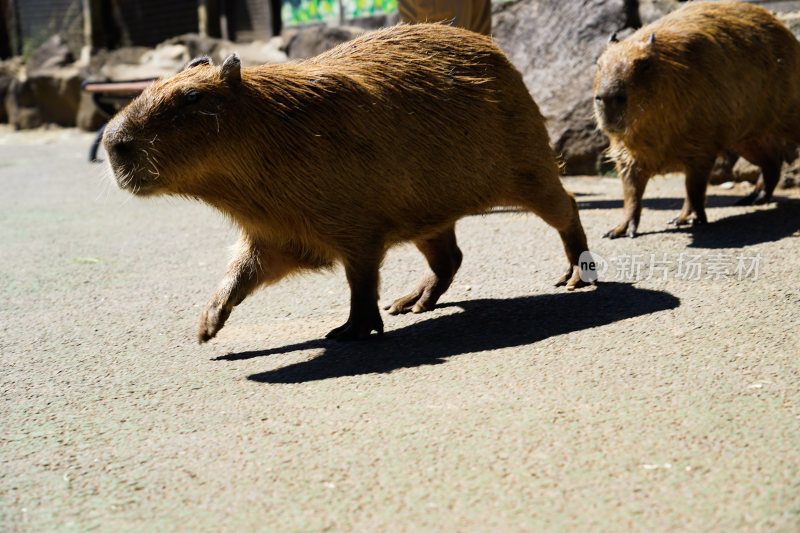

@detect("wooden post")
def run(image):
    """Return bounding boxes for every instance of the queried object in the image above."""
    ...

[199,0,222,38]
[81,0,107,51]
[7,0,22,56]
[0,0,11,58]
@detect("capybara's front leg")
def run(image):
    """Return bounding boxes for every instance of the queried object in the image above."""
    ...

[604,166,650,238]
[667,196,697,226]
[198,235,294,343]
[387,225,462,315]
[327,257,384,341]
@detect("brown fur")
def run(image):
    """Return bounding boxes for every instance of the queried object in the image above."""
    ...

[103,23,590,342]
[594,1,800,238]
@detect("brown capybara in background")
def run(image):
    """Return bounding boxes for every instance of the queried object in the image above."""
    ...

[594,1,800,238]
[102,23,591,343]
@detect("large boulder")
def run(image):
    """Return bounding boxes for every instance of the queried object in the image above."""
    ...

[89,33,288,82]
[638,0,682,24]
[284,25,366,59]
[492,0,633,174]
[4,35,81,128]
[0,58,23,123]
[5,78,41,129]
[5,65,82,129]
[27,34,74,71]
[161,33,289,67]
[713,1,800,13]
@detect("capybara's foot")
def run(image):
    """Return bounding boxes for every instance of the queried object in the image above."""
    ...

[386,274,446,315]
[326,309,384,341]
[555,264,592,291]
[668,212,707,227]
[198,304,231,343]
[386,289,426,314]
[667,213,696,226]
[736,190,771,206]
[603,220,636,239]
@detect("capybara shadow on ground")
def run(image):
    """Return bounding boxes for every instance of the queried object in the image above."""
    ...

[222,283,681,383]
[103,23,591,343]
[594,1,800,238]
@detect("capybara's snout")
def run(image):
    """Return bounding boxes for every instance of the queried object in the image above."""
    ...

[103,114,162,196]
[593,83,627,133]
[103,116,132,164]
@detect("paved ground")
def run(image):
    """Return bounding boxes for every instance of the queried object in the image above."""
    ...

[1,127,799,532]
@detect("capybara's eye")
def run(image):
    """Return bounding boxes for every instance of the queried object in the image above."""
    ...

[184,89,203,105]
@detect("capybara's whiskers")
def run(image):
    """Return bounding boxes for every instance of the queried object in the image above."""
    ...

[140,148,160,179]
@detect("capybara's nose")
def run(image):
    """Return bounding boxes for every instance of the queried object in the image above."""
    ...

[106,137,132,159]
[102,117,133,160]
[594,92,627,127]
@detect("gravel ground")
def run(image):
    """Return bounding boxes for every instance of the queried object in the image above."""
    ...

[1,127,799,531]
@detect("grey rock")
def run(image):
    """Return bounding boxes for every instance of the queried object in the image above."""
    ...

[492,0,630,174]
[27,34,74,71]
[285,26,366,59]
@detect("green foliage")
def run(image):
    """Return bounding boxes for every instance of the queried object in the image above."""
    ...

[283,0,399,25]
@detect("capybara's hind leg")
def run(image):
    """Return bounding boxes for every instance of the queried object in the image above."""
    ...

[604,165,651,238]
[386,224,462,315]
[668,158,714,226]
[735,140,783,205]
[327,255,384,341]
[199,234,296,343]
[741,160,780,205]
[518,176,590,289]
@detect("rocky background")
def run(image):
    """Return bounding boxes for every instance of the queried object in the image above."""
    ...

[2,0,800,184]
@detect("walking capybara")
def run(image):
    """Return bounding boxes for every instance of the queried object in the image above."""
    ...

[103,23,591,342]
[594,1,800,238]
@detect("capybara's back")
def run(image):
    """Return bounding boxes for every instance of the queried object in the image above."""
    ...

[103,23,590,342]
[220,24,564,247]
[594,1,800,237]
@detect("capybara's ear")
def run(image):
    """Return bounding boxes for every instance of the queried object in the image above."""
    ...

[221,54,241,84]
[185,56,213,71]
[608,31,618,44]
[647,32,656,46]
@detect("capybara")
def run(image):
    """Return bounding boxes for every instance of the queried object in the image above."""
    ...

[594,1,800,238]
[103,23,591,342]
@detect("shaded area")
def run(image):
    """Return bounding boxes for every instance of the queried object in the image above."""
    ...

[686,199,800,249]
[215,283,680,383]
[578,195,736,212]
[583,195,799,248]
